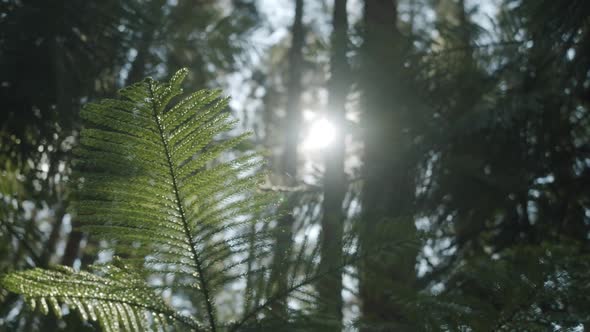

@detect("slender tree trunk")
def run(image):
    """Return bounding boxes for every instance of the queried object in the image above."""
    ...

[50,36,85,270]
[39,204,65,267]
[126,28,155,86]
[435,0,473,61]
[268,0,304,318]
[61,231,83,266]
[318,0,349,329]
[41,38,71,268]
[125,0,166,86]
[282,0,304,182]
[358,0,417,330]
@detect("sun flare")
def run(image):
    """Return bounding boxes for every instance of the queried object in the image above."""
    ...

[303,118,336,150]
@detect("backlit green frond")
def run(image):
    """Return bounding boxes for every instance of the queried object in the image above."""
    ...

[1,69,277,331]
[74,68,276,329]
[1,261,200,332]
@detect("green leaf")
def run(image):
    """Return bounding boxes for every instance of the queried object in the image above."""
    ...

[1,262,200,331]
[1,68,277,331]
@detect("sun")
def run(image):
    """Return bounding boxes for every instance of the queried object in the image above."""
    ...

[302,117,336,150]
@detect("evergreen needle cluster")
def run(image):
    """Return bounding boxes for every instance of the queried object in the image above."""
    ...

[1,69,277,331]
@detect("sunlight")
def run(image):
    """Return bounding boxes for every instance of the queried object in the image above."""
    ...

[303,117,336,150]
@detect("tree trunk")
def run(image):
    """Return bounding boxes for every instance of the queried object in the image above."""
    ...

[125,27,155,86]
[61,231,83,266]
[318,0,349,329]
[268,0,304,318]
[41,37,71,268]
[125,0,166,86]
[358,0,418,330]
[39,203,65,267]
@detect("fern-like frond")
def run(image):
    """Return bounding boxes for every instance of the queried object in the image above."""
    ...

[1,261,200,332]
[1,69,276,331]
[72,68,275,330]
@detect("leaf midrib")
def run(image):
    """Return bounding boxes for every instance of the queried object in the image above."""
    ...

[148,80,217,332]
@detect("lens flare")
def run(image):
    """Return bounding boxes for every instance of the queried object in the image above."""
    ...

[303,118,336,150]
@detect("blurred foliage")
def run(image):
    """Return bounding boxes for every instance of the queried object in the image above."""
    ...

[1,0,590,330]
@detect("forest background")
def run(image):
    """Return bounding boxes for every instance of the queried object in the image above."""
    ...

[1,0,589,330]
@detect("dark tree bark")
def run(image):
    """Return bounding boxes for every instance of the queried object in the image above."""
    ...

[318,0,349,329]
[40,37,72,268]
[39,203,65,267]
[52,36,83,270]
[358,0,418,330]
[125,31,154,86]
[125,0,166,86]
[61,230,83,266]
[268,0,304,318]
